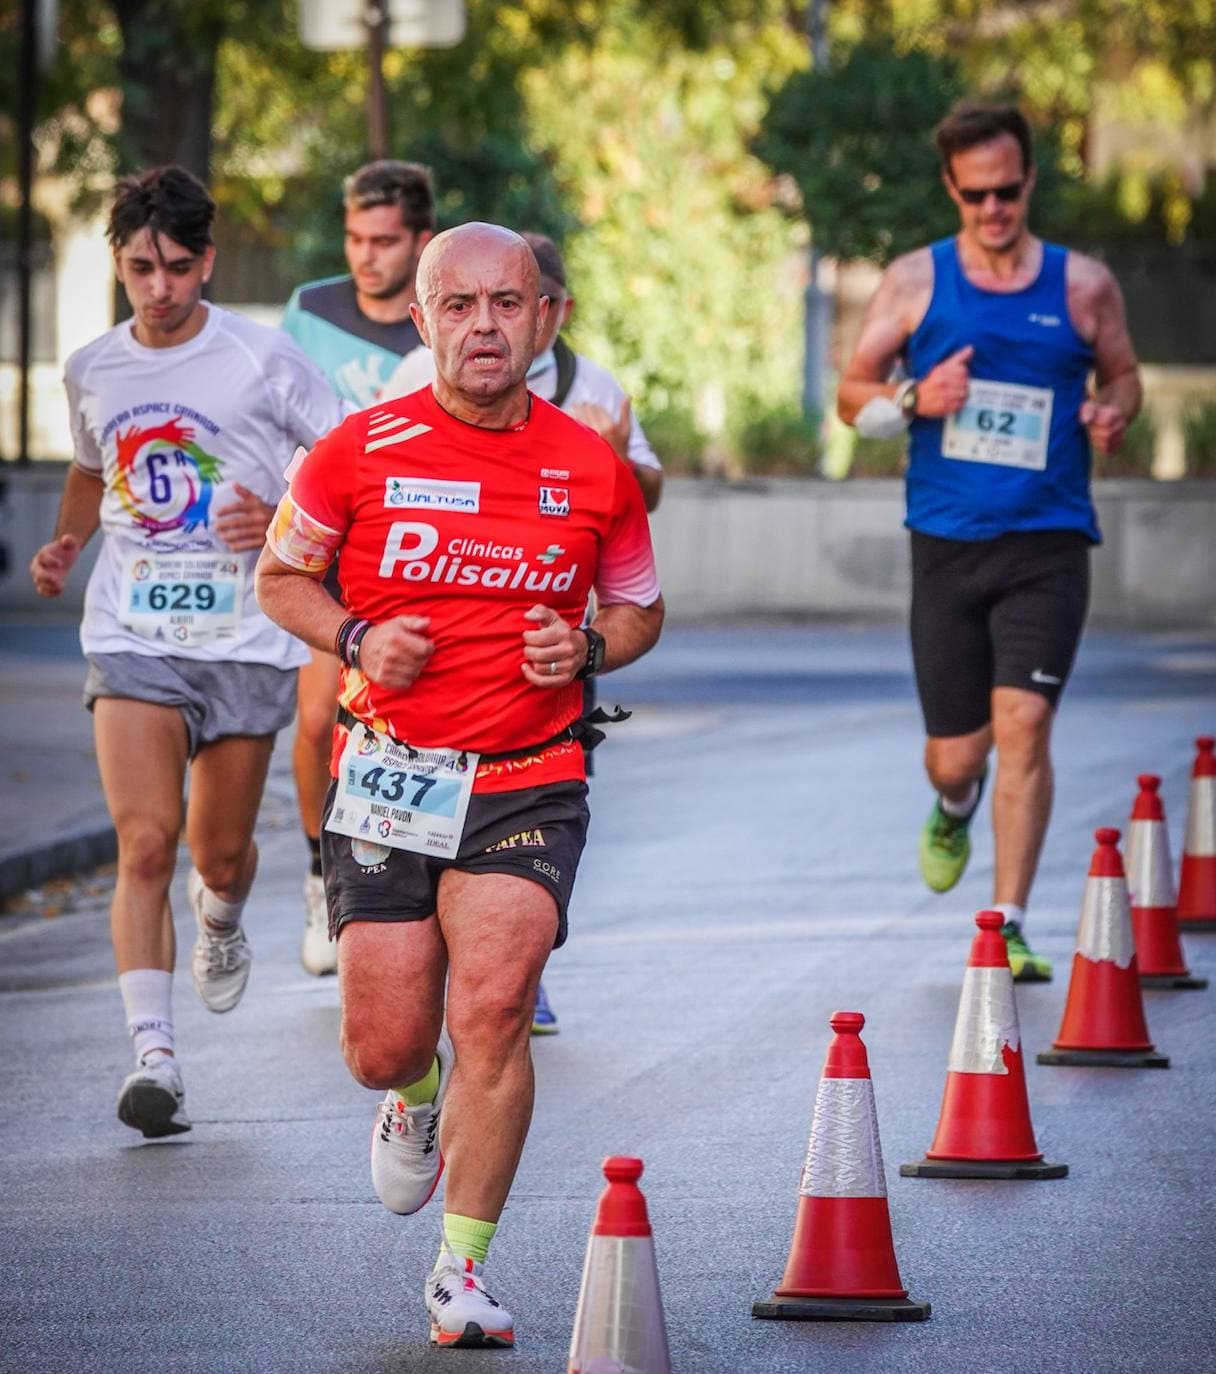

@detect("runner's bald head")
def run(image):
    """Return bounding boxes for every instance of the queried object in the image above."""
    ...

[415,223,538,322]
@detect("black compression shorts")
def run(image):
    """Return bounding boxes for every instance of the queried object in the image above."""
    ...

[321,778,590,948]
[909,528,1091,739]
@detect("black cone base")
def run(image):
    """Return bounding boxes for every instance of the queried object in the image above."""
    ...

[1141,972,1209,990]
[1037,1047,1169,1068]
[900,1156,1068,1180]
[752,1295,931,1323]
[1177,918,1216,932]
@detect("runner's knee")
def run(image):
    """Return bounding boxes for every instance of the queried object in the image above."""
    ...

[993,692,1053,761]
[193,841,255,898]
[341,1011,436,1090]
[924,741,987,794]
[117,823,178,886]
[446,977,535,1064]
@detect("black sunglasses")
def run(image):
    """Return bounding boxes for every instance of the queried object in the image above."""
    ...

[955,180,1025,205]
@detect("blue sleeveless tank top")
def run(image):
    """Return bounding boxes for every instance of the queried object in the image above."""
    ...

[904,238,1098,542]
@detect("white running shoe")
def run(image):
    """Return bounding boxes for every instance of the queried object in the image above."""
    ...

[300,872,337,976]
[188,868,252,1013]
[117,1056,191,1139]
[426,1244,515,1349]
[370,1028,454,1214]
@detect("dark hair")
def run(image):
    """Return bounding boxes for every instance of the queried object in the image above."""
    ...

[107,165,216,254]
[521,232,566,292]
[343,160,436,233]
[934,103,1034,178]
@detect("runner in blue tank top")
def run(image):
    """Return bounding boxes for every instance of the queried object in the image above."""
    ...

[281,161,435,977]
[838,103,1142,981]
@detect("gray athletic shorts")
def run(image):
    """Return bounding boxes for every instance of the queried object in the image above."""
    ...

[84,652,297,758]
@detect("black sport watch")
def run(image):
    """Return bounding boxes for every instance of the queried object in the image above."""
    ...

[575,627,606,680]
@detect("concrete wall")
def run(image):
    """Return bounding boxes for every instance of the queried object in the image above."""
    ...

[646,478,1215,626]
[2,466,1212,626]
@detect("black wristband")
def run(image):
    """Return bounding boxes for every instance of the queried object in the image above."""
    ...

[335,617,371,667]
[334,616,359,660]
[346,620,373,671]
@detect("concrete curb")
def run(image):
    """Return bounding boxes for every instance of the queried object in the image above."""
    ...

[0,825,117,902]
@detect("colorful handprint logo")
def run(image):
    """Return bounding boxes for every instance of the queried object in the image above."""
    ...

[113,417,223,537]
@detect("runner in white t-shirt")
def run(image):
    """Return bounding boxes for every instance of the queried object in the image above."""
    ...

[30,166,341,1140]
[383,232,663,1034]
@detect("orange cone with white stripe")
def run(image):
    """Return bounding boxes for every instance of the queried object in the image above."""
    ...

[902,912,1067,1180]
[567,1157,671,1374]
[1177,736,1216,932]
[1127,774,1208,989]
[752,1012,930,1322]
[1038,828,1169,1069]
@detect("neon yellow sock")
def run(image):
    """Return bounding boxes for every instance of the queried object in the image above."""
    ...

[442,1213,498,1265]
[395,1055,439,1107]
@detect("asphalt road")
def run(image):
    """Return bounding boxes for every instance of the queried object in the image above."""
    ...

[2,621,1215,1374]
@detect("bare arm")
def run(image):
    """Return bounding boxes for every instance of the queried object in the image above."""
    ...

[520,596,665,688]
[255,546,434,688]
[837,263,918,423]
[29,465,104,597]
[1079,262,1142,454]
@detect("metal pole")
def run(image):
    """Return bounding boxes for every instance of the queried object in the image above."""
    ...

[802,0,831,422]
[366,0,389,160]
[16,0,39,464]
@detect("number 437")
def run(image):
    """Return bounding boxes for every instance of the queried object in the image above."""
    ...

[359,766,436,806]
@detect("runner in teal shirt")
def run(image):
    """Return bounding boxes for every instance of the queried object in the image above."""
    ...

[281,160,436,974]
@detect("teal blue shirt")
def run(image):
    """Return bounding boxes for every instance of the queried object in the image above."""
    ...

[281,274,423,410]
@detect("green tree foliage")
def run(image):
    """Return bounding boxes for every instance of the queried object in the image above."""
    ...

[522,18,807,444]
[755,41,965,265]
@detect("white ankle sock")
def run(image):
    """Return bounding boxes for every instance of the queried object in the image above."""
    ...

[197,882,245,931]
[119,968,174,1061]
[993,902,1026,929]
[941,780,980,818]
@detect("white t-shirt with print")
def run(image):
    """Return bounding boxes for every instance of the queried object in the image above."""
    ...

[382,345,662,473]
[66,304,341,666]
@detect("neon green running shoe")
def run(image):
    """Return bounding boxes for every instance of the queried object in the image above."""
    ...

[918,777,984,893]
[1001,921,1052,982]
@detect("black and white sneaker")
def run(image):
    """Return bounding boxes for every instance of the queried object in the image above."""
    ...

[370,1028,454,1214]
[117,1056,191,1139]
[426,1243,515,1349]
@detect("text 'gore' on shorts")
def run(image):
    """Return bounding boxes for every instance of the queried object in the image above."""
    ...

[321,779,590,949]
[909,528,1091,739]
[84,652,298,758]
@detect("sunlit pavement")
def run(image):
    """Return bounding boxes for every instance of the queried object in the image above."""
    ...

[2,620,1214,1373]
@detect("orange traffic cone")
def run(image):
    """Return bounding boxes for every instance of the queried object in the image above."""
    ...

[567,1157,671,1374]
[752,1011,930,1323]
[1127,774,1208,989]
[1038,828,1169,1069]
[1177,736,1216,932]
[902,912,1067,1180]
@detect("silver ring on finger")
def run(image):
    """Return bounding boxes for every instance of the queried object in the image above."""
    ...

[549,661,558,676]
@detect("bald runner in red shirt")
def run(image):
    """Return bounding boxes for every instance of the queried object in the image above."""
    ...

[255,222,663,1350]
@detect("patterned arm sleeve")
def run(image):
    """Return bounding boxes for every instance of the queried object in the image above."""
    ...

[265,416,359,574]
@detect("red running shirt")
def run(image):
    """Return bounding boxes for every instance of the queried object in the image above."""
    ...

[267,387,660,792]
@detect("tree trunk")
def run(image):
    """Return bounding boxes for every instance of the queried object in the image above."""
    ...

[111,0,225,179]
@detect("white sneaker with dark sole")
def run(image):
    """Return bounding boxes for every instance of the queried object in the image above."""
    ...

[426,1245,515,1349]
[371,1028,454,1215]
[117,1057,191,1139]
[188,868,252,1013]
[300,872,337,976]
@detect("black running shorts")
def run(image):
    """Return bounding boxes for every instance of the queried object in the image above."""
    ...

[320,779,590,948]
[909,528,1091,739]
